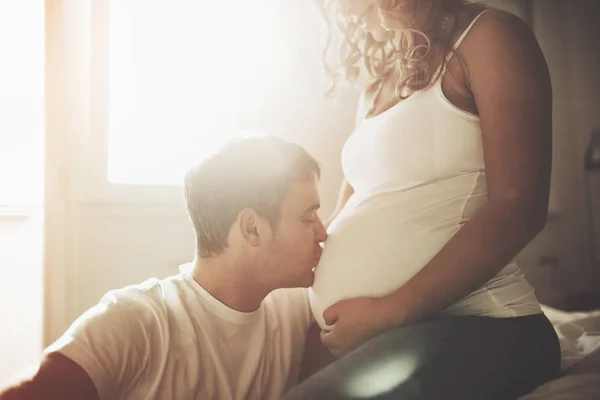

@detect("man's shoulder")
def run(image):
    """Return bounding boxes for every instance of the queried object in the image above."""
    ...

[40,277,186,400]
[102,278,163,308]
[95,273,188,319]
[42,274,190,359]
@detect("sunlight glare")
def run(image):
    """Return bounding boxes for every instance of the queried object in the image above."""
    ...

[342,351,420,398]
[108,0,278,185]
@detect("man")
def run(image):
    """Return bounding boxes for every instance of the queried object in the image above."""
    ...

[0,135,327,400]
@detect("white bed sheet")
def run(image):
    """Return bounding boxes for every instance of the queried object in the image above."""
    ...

[519,373,600,399]
[540,304,600,371]
[518,305,600,399]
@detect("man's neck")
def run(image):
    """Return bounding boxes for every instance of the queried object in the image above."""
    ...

[190,256,269,313]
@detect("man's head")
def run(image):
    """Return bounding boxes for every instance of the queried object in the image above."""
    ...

[184,135,327,289]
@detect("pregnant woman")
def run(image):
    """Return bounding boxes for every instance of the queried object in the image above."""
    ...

[286,1,560,399]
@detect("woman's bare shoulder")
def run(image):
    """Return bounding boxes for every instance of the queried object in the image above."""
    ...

[456,8,549,94]
[460,9,541,62]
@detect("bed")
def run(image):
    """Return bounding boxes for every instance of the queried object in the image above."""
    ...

[519,305,600,399]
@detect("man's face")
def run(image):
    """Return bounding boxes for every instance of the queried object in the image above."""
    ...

[262,178,328,289]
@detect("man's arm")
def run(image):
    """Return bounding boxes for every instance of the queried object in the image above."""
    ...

[2,288,155,400]
[0,352,99,400]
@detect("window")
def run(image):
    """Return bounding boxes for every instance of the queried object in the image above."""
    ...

[107,0,286,185]
[0,0,44,384]
[0,1,44,205]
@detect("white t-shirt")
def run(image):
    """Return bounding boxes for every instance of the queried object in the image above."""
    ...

[44,264,313,400]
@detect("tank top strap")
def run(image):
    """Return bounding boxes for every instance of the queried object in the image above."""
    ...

[445,10,489,63]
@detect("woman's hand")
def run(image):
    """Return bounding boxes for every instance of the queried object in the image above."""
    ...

[319,296,400,357]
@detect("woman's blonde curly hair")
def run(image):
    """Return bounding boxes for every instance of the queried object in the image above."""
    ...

[316,0,484,103]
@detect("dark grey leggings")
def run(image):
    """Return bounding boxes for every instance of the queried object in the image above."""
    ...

[284,313,561,400]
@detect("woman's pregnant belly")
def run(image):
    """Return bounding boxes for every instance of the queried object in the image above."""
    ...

[309,182,485,329]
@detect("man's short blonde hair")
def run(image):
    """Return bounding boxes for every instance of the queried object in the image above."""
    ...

[184,135,321,258]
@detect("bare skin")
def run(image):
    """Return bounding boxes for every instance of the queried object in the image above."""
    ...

[0,352,100,400]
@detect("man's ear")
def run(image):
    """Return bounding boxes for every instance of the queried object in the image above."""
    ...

[238,208,270,247]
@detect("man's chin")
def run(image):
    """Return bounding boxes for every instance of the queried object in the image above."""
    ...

[296,271,315,289]
[302,273,315,288]
[280,269,315,289]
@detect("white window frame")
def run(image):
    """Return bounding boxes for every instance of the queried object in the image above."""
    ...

[83,0,186,204]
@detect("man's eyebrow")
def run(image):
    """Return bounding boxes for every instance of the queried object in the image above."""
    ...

[304,203,321,212]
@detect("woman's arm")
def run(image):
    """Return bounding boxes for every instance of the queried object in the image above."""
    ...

[321,10,553,355]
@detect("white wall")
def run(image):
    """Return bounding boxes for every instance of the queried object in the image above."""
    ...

[517,0,600,309]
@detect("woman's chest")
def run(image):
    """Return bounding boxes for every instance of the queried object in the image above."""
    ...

[342,93,484,194]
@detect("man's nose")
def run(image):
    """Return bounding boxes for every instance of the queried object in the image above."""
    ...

[315,218,328,243]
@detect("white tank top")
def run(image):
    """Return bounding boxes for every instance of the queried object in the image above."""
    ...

[310,11,541,329]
